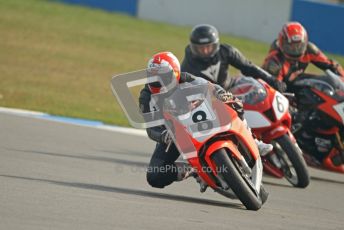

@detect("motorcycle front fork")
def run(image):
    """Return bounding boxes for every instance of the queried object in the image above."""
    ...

[268,153,282,169]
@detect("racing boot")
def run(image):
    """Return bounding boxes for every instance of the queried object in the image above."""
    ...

[175,162,196,181]
[175,162,208,192]
[255,139,273,157]
[243,118,273,156]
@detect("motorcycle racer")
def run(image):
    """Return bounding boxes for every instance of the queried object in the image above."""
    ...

[140,51,272,189]
[181,24,287,92]
[262,21,344,92]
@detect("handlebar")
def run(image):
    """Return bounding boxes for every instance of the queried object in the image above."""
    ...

[282,92,295,98]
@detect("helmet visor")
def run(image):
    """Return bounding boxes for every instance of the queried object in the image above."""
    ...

[282,41,307,58]
[190,42,219,58]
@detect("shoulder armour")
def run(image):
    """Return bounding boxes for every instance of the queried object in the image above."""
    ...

[264,57,282,76]
[307,42,320,55]
[270,39,279,51]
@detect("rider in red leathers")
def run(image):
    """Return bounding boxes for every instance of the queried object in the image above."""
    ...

[262,22,344,91]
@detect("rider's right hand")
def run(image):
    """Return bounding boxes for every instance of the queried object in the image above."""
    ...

[269,78,287,92]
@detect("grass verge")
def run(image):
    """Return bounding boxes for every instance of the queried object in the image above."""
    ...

[0,0,343,126]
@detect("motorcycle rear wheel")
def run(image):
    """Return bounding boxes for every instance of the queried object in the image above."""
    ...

[272,134,310,188]
[211,148,264,210]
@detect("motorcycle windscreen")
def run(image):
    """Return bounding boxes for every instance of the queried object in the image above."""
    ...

[161,82,233,158]
[294,71,344,101]
[231,77,267,105]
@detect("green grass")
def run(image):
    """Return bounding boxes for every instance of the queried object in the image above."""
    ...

[1,0,343,126]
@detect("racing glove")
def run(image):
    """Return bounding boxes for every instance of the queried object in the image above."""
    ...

[214,86,233,102]
[258,68,287,92]
[160,129,173,145]
[229,97,244,120]
[215,87,244,120]
[268,78,287,93]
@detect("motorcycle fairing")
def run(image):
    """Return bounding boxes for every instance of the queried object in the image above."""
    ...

[244,111,271,128]
[313,89,344,124]
[332,101,344,125]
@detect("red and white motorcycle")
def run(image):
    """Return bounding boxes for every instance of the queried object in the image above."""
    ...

[231,76,310,188]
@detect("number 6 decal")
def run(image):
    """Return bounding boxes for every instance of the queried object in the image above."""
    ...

[272,92,289,120]
[276,95,285,113]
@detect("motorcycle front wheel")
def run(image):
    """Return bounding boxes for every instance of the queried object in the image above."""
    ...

[211,148,265,210]
[272,134,310,188]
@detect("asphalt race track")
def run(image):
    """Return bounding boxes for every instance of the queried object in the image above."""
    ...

[1,112,344,230]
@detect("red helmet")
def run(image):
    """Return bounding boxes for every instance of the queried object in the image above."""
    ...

[278,22,308,59]
[147,52,181,94]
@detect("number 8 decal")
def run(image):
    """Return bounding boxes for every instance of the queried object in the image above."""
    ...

[192,111,207,123]
[190,102,214,133]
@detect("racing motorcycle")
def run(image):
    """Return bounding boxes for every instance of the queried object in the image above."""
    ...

[288,70,344,173]
[231,76,310,188]
[111,68,268,210]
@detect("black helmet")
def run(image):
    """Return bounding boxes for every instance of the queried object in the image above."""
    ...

[190,24,220,58]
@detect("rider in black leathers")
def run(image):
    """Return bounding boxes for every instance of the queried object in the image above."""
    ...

[181,24,286,92]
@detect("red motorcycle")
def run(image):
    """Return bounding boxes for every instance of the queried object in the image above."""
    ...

[289,70,344,173]
[231,76,310,188]
[111,68,268,210]
[162,81,268,210]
